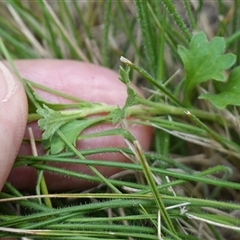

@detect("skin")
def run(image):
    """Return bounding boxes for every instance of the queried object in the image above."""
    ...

[0,60,153,193]
[0,62,28,192]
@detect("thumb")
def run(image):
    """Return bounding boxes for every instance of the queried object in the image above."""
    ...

[0,62,28,191]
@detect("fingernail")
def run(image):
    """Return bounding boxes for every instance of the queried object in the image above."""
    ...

[0,62,17,103]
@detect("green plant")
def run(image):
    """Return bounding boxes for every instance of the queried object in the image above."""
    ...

[0,1,240,239]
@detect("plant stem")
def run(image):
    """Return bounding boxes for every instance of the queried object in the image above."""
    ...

[28,100,222,125]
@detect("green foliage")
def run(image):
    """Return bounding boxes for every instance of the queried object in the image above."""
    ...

[110,66,139,124]
[178,32,236,105]
[37,105,74,140]
[42,118,104,154]
[200,66,240,109]
[1,1,240,240]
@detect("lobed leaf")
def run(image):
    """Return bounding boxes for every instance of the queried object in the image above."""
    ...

[178,32,236,105]
[199,66,240,109]
[43,118,105,154]
[110,66,139,124]
[37,105,72,140]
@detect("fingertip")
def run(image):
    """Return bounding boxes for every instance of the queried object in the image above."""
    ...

[0,62,28,191]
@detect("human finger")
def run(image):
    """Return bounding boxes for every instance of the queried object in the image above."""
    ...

[0,62,28,191]
[7,60,153,191]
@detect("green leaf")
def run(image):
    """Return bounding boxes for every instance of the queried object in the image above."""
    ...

[110,66,139,124]
[199,66,240,109]
[37,105,73,140]
[38,102,114,142]
[118,65,131,84]
[43,118,105,154]
[178,32,236,105]
[109,107,124,124]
